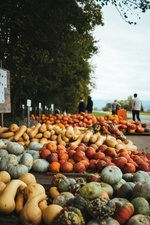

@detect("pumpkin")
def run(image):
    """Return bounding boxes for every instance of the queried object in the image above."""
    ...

[19,153,33,171]
[113,202,134,224]
[100,166,123,185]
[28,141,43,151]
[132,170,150,183]
[0,149,8,158]
[131,197,150,215]
[7,164,29,179]
[116,182,135,200]
[6,142,24,155]
[126,214,150,225]
[86,198,116,220]
[122,173,134,182]
[32,159,49,173]
[52,206,85,225]
[53,192,75,207]
[25,150,40,160]
[132,181,150,201]
[0,154,18,171]
[100,182,114,198]
[65,194,90,222]
[57,176,71,192]
[79,182,102,200]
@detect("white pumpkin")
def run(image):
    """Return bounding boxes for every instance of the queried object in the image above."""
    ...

[32,159,49,173]
[6,142,24,155]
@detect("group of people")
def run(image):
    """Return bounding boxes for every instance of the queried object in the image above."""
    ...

[78,93,142,122]
[111,93,142,122]
[78,96,93,114]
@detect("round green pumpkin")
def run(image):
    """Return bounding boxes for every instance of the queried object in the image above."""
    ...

[79,182,102,200]
[101,166,123,185]
[131,197,150,215]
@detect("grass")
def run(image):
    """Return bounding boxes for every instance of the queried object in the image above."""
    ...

[93,110,150,118]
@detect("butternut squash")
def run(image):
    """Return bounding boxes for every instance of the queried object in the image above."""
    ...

[57,134,66,146]
[39,123,47,133]
[24,182,45,200]
[19,173,37,185]
[9,123,19,132]
[43,130,51,139]
[69,133,84,147]
[60,130,68,142]
[0,127,9,134]
[28,123,41,138]
[0,181,6,191]
[0,171,11,183]
[95,135,106,147]
[41,203,63,225]
[82,130,93,143]
[0,131,15,138]
[0,179,27,214]
[39,138,49,145]
[35,133,43,139]
[22,132,29,141]
[49,186,60,199]
[89,132,100,143]
[20,193,47,225]
[15,190,25,214]
[65,125,74,138]
[14,125,27,141]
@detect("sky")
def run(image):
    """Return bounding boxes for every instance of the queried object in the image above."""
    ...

[91,4,150,102]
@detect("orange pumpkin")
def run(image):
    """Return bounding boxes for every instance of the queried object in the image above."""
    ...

[113,202,134,224]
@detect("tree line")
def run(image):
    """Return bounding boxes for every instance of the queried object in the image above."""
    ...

[0,0,149,116]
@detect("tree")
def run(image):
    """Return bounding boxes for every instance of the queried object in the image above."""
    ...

[0,0,150,116]
[0,0,103,115]
[99,0,150,24]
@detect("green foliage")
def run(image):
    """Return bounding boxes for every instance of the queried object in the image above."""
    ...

[0,0,103,115]
[1,0,149,116]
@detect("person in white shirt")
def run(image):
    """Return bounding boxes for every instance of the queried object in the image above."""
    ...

[132,93,142,121]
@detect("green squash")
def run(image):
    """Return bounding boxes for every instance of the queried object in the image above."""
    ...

[131,197,150,215]
[101,166,123,185]
[126,214,150,225]
[79,182,102,200]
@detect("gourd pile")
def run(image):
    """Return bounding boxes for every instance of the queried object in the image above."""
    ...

[0,171,150,225]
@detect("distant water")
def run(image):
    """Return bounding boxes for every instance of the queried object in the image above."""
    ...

[93,99,150,111]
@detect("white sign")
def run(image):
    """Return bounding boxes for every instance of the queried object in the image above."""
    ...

[27,99,31,107]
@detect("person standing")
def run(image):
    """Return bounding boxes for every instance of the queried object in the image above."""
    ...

[86,96,93,113]
[112,99,121,115]
[78,97,86,113]
[132,93,142,121]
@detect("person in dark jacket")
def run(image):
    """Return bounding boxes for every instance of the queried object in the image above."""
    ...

[86,96,93,113]
[78,97,86,113]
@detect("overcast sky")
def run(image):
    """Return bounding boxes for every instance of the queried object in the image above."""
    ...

[91,4,150,101]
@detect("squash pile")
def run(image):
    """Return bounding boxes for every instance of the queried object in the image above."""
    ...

[0,171,150,225]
